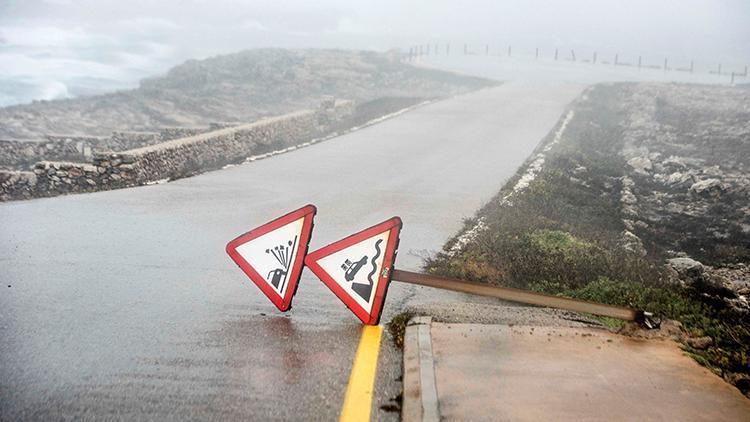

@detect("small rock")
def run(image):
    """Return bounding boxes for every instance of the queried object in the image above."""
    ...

[690,178,725,196]
[702,165,722,177]
[628,156,653,174]
[666,171,693,186]
[686,336,713,350]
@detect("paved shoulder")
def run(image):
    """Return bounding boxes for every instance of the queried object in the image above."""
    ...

[410,321,750,421]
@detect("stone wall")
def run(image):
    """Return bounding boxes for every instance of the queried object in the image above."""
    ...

[1,99,353,201]
[0,135,106,170]
[1,128,216,171]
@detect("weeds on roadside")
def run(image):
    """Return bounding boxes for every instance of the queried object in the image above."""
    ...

[387,311,417,350]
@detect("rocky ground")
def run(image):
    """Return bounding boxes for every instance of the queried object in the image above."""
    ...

[426,82,750,396]
[618,83,750,311]
[0,49,493,141]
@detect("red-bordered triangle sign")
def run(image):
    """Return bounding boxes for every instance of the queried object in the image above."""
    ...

[305,217,402,325]
[225,204,316,311]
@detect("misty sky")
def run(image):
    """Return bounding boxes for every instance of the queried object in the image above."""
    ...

[1,0,749,106]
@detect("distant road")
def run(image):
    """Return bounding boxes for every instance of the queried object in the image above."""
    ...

[1,76,583,420]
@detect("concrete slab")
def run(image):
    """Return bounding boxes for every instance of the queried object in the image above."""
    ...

[430,323,750,421]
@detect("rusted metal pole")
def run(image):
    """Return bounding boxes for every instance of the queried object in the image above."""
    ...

[391,269,643,321]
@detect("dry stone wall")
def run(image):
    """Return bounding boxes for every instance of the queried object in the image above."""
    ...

[1,100,353,201]
[0,129,215,171]
[0,135,106,170]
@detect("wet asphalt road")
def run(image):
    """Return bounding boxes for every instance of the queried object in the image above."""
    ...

[1,76,583,420]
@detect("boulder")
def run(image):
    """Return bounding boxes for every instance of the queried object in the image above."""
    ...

[668,257,703,274]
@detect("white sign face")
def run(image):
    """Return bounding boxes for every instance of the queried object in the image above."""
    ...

[235,217,304,297]
[315,230,391,313]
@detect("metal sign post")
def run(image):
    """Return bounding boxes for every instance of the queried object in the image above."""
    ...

[391,269,643,322]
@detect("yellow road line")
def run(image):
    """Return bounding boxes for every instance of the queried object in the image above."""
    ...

[340,325,383,422]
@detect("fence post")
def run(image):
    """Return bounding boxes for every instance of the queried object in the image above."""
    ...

[555,48,558,60]
[614,53,618,65]
[486,44,489,55]
[690,60,694,73]
[535,47,539,59]
[570,49,575,61]
[731,72,735,84]
[593,51,597,64]
[664,58,668,71]
[507,45,511,57]
[446,43,450,55]
[638,56,642,70]
[464,43,468,55]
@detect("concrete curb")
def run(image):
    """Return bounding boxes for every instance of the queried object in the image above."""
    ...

[402,316,440,422]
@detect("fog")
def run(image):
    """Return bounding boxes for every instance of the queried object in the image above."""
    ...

[1,0,748,106]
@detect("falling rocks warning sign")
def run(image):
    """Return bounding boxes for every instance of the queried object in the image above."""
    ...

[226,204,316,311]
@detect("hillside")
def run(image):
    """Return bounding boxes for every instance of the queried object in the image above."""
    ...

[0,49,494,140]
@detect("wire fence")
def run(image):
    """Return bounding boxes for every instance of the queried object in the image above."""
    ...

[404,43,748,84]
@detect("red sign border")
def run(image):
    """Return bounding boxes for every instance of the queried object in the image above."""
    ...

[225,204,316,311]
[305,217,402,325]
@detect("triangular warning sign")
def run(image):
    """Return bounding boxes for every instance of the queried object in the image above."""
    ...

[226,205,316,311]
[305,217,402,325]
